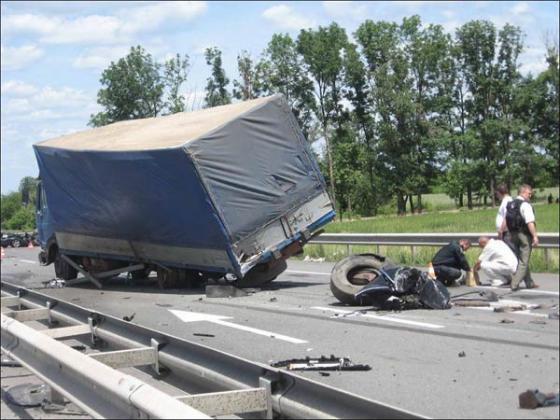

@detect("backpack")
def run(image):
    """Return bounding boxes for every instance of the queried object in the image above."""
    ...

[505,199,527,232]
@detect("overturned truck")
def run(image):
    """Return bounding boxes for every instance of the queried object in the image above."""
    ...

[33,95,335,288]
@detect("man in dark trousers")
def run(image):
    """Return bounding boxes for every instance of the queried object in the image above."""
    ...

[431,239,471,286]
[507,184,539,291]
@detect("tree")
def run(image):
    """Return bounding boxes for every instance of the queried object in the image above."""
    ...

[89,46,165,127]
[233,50,262,100]
[19,176,39,207]
[257,34,316,138]
[297,23,350,216]
[164,53,190,114]
[204,47,231,107]
[1,192,22,227]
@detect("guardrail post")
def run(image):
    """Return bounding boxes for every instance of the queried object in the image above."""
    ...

[544,248,549,271]
[411,246,416,262]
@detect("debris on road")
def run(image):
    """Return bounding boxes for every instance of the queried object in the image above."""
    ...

[1,355,22,367]
[269,297,277,302]
[519,389,560,409]
[5,383,49,407]
[549,309,559,320]
[529,320,547,325]
[193,333,215,338]
[270,355,371,371]
[319,372,331,377]
[458,351,466,358]
[123,312,136,322]
[205,284,248,298]
[500,319,515,324]
[41,279,65,288]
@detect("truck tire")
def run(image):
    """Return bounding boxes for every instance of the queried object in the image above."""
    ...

[130,268,151,281]
[156,268,179,289]
[330,255,384,305]
[237,259,288,288]
[54,254,78,281]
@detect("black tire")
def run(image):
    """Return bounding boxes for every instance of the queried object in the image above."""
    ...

[12,239,21,248]
[156,268,179,289]
[54,253,78,280]
[237,259,288,288]
[130,268,151,280]
[330,255,385,305]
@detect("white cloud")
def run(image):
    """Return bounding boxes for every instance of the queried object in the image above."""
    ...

[1,80,38,96]
[0,44,44,70]
[262,4,315,30]
[512,2,530,15]
[1,1,207,45]
[323,1,367,20]
[73,45,131,70]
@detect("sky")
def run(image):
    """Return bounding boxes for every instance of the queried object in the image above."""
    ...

[1,0,559,193]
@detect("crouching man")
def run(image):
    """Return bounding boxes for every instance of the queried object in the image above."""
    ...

[473,236,517,286]
[431,239,471,286]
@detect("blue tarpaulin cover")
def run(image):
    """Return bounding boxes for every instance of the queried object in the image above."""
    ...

[33,95,330,273]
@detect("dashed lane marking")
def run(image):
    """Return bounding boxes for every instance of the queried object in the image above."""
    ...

[18,259,37,264]
[311,306,445,329]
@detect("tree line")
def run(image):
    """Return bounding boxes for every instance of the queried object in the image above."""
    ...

[59,17,560,218]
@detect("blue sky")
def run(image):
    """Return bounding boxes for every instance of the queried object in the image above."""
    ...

[1,1,558,193]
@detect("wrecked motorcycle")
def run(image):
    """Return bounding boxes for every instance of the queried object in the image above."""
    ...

[330,254,451,309]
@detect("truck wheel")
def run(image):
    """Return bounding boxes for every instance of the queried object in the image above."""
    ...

[237,259,288,288]
[130,268,151,281]
[156,268,179,289]
[12,239,21,248]
[54,254,78,281]
[330,255,384,305]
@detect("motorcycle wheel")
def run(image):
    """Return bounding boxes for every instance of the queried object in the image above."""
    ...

[330,254,385,305]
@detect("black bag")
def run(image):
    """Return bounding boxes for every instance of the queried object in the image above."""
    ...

[506,199,526,232]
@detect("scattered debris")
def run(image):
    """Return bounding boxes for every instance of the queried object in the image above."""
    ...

[453,300,490,307]
[269,297,277,302]
[458,351,466,358]
[303,256,325,263]
[548,310,559,320]
[319,372,330,377]
[122,297,131,300]
[270,355,371,371]
[205,285,248,298]
[519,389,560,409]
[70,345,86,351]
[193,333,215,338]
[123,312,136,322]
[500,319,515,324]
[509,378,518,381]
[1,355,22,367]
[5,383,49,407]
[529,320,546,325]
[155,303,173,307]
[41,279,65,288]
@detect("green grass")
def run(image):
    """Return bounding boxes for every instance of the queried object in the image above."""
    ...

[327,203,559,233]
[302,203,560,273]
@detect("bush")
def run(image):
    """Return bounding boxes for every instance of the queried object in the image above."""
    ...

[4,206,36,230]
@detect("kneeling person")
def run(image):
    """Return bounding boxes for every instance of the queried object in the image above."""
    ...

[473,237,517,286]
[431,239,471,286]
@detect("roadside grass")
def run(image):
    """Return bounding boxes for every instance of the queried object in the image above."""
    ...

[301,203,559,273]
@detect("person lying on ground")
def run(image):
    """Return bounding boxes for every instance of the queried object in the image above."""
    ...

[473,236,518,287]
[431,239,471,287]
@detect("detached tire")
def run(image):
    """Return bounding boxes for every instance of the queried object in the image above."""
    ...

[330,255,384,305]
[54,253,78,281]
[237,259,288,288]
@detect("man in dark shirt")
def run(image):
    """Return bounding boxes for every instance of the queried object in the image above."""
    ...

[432,239,471,286]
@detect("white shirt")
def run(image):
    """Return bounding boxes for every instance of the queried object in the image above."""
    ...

[516,196,536,224]
[479,239,518,272]
[496,195,513,231]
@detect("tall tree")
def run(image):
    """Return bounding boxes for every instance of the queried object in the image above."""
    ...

[257,34,316,138]
[233,50,261,100]
[164,53,190,114]
[19,176,39,207]
[204,47,231,107]
[89,46,165,127]
[297,23,349,216]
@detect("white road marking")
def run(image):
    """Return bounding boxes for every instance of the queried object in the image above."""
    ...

[478,285,559,296]
[312,306,445,329]
[18,259,37,264]
[463,298,550,318]
[169,309,307,344]
[286,270,330,276]
[467,307,549,318]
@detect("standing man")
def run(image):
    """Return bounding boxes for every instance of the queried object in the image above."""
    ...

[473,236,518,287]
[431,239,471,286]
[506,184,539,291]
[496,184,513,242]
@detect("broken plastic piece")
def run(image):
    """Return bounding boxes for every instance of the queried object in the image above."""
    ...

[270,355,371,371]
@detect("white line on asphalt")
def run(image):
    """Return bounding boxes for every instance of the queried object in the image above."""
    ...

[169,309,307,344]
[311,306,445,329]
[478,285,559,296]
[18,259,37,264]
[286,270,330,276]
[467,307,549,318]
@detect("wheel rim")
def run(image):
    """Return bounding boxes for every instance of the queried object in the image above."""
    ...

[13,240,20,248]
[347,266,380,285]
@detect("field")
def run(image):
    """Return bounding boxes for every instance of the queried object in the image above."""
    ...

[302,203,559,273]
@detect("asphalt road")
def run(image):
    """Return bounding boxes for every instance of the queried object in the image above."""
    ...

[1,246,559,419]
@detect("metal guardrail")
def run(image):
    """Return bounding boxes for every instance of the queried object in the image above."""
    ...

[1,282,427,419]
[309,233,559,270]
